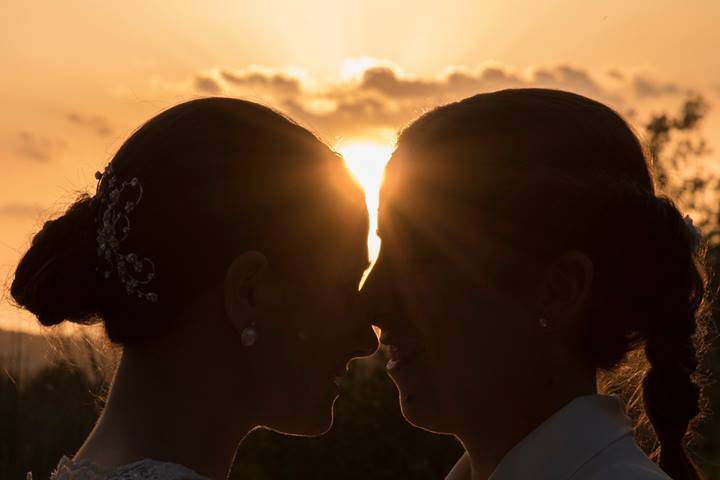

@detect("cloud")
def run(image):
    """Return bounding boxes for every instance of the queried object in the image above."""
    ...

[445,67,523,93]
[291,63,624,138]
[194,75,223,94]
[11,131,65,162]
[359,67,441,98]
[633,76,685,98]
[283,96,420,140]
[169,60,698,140]
[608,69,624,80]
[353,64,611,102]
[0,203,48,219]
[190,67,304,98]
[66,113,113,136]
[220,68,301,96]
[531,65,609,100]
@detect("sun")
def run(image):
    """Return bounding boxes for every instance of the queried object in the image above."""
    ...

[336,142,394,283]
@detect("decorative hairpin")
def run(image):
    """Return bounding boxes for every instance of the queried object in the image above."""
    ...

[94,164,158,302]
[683,214,703,254]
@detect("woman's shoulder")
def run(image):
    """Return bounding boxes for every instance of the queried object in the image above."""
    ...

[582,463,671,480]
[48,456,211,480]
[577,435,671,480]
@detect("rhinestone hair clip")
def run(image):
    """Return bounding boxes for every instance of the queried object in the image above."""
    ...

[94,164,158,302]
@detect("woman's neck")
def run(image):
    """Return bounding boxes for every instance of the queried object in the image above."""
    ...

[74,345,251,480]
[457,379,596,480]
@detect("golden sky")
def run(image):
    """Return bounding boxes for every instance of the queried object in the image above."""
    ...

[2,0,720,332]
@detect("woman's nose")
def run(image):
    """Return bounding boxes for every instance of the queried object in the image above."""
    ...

[359,270,396,331]
[354,324,379,358]
[349,293,379,357]
[358,263,383,311]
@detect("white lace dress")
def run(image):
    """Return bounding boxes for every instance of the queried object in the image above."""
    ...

[45,456,211,480]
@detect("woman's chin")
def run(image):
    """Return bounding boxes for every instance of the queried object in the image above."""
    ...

[398,388,453,435]
[280,412,335,437]
[271,392,338,437]
[309,393,340,435]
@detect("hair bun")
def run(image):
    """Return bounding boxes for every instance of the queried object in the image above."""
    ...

[11,194,102,326]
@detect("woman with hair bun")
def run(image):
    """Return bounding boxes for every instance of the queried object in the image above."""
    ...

[363,89,709,480]
[13,97,377,479]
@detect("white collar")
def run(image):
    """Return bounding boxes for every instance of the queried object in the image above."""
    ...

[488,394,633,480]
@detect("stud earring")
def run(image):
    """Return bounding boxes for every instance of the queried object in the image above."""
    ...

[241,321,258,346]
[538,317,548,328]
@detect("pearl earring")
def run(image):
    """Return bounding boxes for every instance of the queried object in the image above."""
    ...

[538,317,548,328]
[241,321,258,346]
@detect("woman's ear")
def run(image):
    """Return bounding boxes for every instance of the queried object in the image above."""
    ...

[536,251,594,330]
[224,251,269,335]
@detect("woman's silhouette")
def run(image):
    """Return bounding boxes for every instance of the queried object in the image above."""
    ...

[363,89,708,480]
[12,98,378,479]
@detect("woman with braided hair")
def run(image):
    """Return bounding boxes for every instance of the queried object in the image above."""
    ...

[362,88,709,480]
